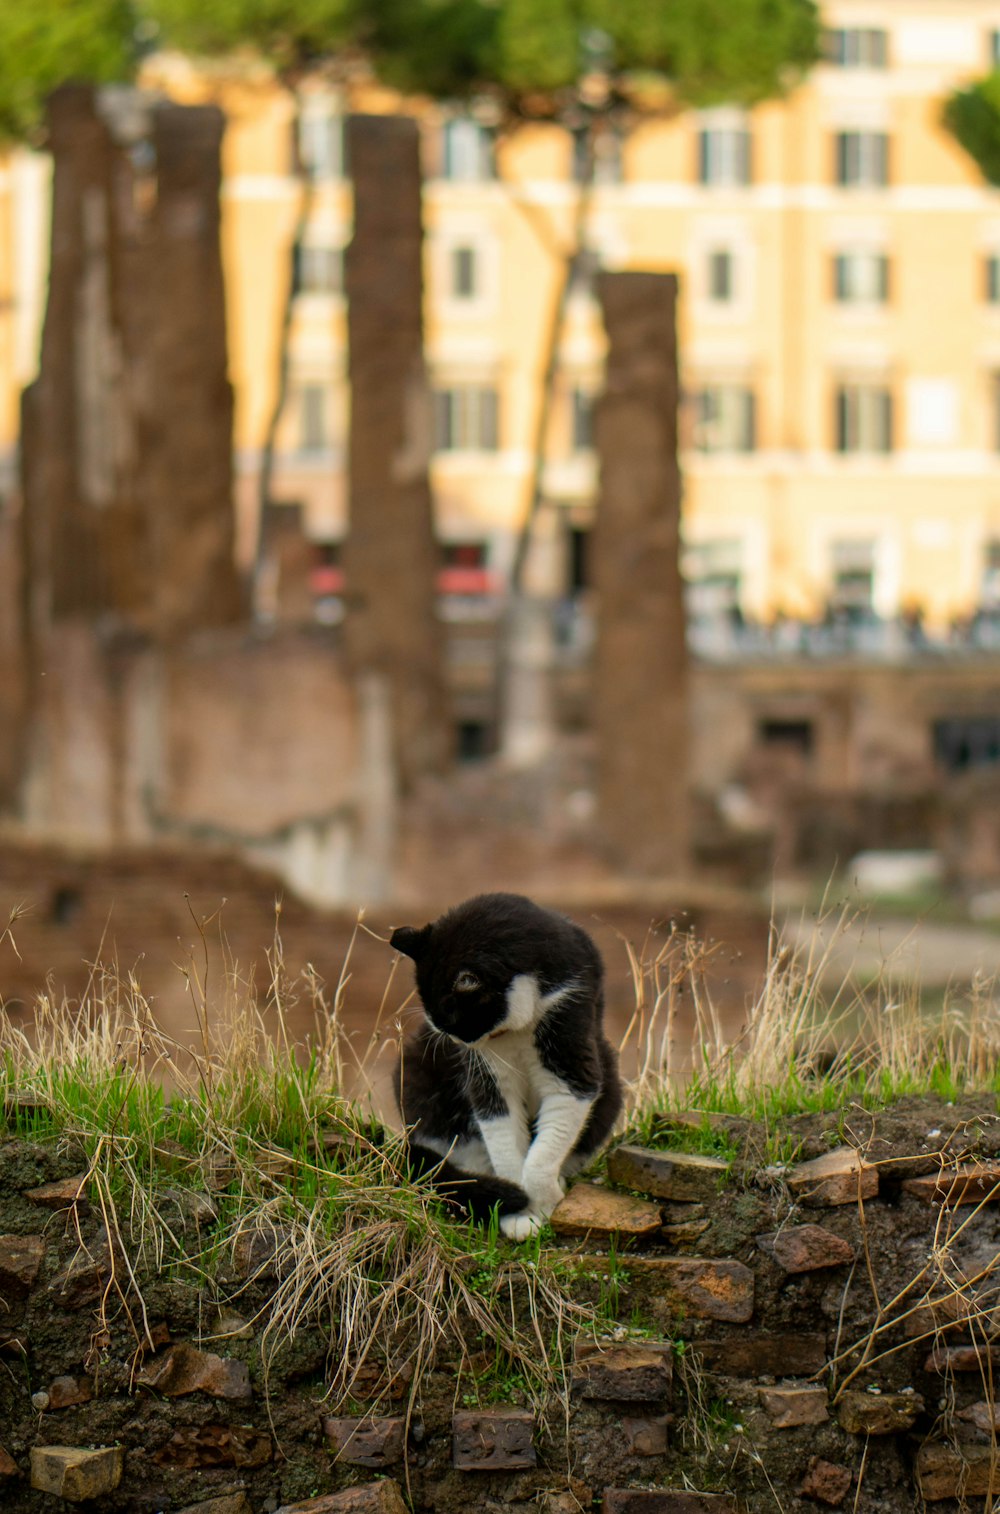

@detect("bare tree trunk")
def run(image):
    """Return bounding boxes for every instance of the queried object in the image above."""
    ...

[499,124,597,764]
[593,271,691,876]
[253,95,314,604]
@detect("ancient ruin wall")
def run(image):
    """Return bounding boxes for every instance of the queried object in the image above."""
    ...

[3,1107,1000,1513]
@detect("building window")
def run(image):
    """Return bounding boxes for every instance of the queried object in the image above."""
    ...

[298,108,344,181]
[698,128,752,187]
[986,256,1000,304]
[835,384,893,452]
[934,717,1000,773]
[707,249,734,302]
[292,244,342,295]
[835,132,890,188]
[451,245,478,299]
[441,118,495,182]
[570,388,594,451]
[825,28,889,67]
[758,719,815,755]
[693,387,756,453]
[834,252,889,303]
[434,386,499,451]
[572,126,623,185]
[830,539,876,614]
[297,385,332,454]
[684,538,743,617]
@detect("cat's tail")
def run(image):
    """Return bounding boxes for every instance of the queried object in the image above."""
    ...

[405,1141,530,1223]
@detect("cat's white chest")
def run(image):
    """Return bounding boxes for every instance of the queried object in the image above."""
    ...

[481,1030,559,1121]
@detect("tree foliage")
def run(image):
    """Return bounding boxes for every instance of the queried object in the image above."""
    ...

[362,0,821,113]
[943,72,1000,188]
[147,0,356,75]
[0,0,136,142]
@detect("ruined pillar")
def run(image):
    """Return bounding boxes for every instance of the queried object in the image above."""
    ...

[20,86,144,635]
[343,114,450,789]
[141,103,243,636]
[20,86,242,645]
[593,272,691,875]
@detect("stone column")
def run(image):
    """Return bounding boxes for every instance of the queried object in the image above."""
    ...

[343,114,450,789]
[593,272,691,875]
[20,86,243,645]
[20,85,143,634]
[140,102,243,637]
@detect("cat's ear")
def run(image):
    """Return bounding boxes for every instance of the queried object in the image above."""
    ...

[390,924,432,962]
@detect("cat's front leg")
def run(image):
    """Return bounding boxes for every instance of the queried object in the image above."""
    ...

[500,1089,594,1240]
[476,1110,530,1189]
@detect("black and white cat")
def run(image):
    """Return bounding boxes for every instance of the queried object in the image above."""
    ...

[390,892,622,1239]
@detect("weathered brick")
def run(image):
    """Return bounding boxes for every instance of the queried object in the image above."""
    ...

[903,1295,975,1338]
[46,1375,94,1409]
[30,1445,123,1501]
[275,1483,408,1514]
[916,1442,1000,1501]
[175,1497,253,1514]
[452,1408,536,1470]
[0,1234,45,1295]
[698,1333,826,1377]
[836,1389,922,1435]
[924,1342,1000,1373]
[625,1256,755,1323]
[137,1341,252,1401]
[550,1184,663,1240]
[152,1425,271,1468]
[903,1163,1000,1206]
[756,1224,855,1274]
[48,1227,120,1307]
[322,1415,406,1467]
[786,1149,877,1207]
[621,1415,670,1455]
[759,1384,829,1427]
[662,1219,711,1244]
[959,1401,1000,1432]
[798,1457,852,1507]
[24,1174,88,1210]
[572,1341,673,1403]
[607,1145,729,1203]
[603,1491,737,1513]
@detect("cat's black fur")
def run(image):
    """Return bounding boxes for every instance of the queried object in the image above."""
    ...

[391,892,622,1233]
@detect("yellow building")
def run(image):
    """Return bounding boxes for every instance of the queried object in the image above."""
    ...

[6,2,1000,633]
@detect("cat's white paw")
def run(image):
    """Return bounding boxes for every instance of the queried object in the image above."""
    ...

[500,1210,547,1241]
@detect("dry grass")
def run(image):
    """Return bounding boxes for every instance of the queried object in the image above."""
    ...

[0,911,588,1427]
[5,893,1000,1451]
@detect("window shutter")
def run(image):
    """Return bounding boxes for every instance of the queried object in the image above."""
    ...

[744,391,757,452]
[835,387,849,451]
[480,388,499,450]
[698,131,710,184]
[740,130,752,186]
[878,256,889,302]
[880,389,893,452]
[434,390,452,450]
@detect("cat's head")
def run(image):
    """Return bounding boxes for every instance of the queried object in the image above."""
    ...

[391,897,532,1045]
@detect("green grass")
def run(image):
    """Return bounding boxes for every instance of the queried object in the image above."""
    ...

[5,897,1000,1428]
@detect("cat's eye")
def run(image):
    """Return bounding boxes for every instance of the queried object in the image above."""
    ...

[453,971,481,993]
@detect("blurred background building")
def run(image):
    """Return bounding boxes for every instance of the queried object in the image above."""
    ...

[5,4,999,640]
